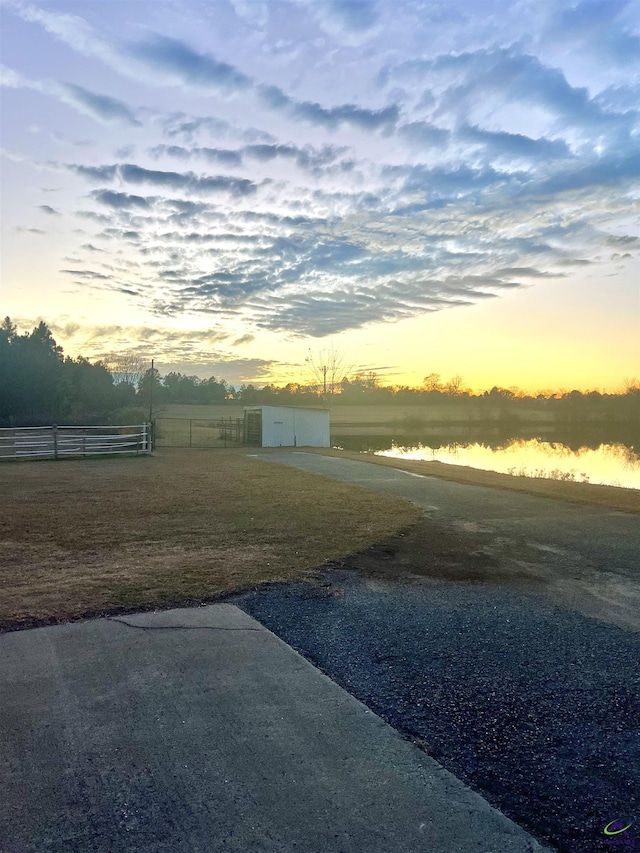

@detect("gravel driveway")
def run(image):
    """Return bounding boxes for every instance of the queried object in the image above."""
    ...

[237,453,640,853]
[236,570,639,853]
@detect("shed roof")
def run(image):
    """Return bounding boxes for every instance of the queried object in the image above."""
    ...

[243,405,329,413]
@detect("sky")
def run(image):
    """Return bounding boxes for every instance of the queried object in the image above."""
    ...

[1,0,638,392]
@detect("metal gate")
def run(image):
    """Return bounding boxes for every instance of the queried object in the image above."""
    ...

[154,418,245,448]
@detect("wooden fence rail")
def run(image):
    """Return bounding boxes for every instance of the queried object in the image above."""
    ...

[0,424,152,461]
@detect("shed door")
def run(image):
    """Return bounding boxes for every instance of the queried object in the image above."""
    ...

[245,411,262,445]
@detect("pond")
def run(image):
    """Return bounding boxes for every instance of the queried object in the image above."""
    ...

[332,435,640,490]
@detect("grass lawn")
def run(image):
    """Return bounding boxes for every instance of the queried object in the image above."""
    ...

[0,448,419,631]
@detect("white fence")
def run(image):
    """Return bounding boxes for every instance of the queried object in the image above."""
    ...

[0,424,152,461]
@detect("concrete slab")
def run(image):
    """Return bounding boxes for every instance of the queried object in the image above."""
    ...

[1,604,548,852]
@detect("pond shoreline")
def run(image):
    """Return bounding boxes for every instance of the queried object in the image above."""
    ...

[309,447,640,514]
[329,427,639,491]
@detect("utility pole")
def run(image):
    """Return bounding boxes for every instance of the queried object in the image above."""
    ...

[149,358,154,423]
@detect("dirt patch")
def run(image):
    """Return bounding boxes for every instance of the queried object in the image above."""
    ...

[341,515,640,632]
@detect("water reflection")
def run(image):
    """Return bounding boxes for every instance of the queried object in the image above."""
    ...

[333,434,640,490]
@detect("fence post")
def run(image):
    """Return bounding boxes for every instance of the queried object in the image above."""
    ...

[52,424,58,460]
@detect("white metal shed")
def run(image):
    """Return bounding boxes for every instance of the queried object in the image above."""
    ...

[244,405,330,448]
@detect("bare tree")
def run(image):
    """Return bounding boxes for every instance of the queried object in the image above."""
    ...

[443,374,465,395]
[306,344,351,398]
[103,353,149,389]
[423,372,442,392]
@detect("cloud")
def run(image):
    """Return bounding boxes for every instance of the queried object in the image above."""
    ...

[324,0,379,32]
[556,0,629,31]
[248,276,496,337]
[15,5,255,97]
[293,99,397,130]
[150,144,243,167]
[42,319,277,382]
[42,320,280,378]
[161,112,234,140]
[58,82,140,125]
[158,112,277,144]
[157,356,276,384]
[38,204,60,215]
[494,267,563,279]
[0,64,29,88]
[6,1,638,345]
[125,34,252,93]
[397,122,450,149]
[310,0,381,44]
[120,163,190,189]
[123,162,257,195]
[380,46,632,140]
[70,164,119,181]
[229,0,269,28]
[149,141,349,174]
[119,212,548,337]
[549,0,640,66]
[71,161,257,196]
[518,150,640,197]
[15,6,397,134]
[91,190,151,209]
[60,268,110,279]
[593,83,640,115]
[233,333,255,346]
[384,162,522,208]
[258,83,398,130]
[457,124,570,161]
[1,64,140,126]
[57,131,636,338]
[18,3,114,60]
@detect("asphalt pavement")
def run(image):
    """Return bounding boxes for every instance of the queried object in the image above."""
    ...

[251,452,639,577]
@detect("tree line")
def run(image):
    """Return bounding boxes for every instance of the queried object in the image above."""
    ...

[0,319,232,426]
[1,318,638,428]
[235,374,639,429]
[0,319,134,427]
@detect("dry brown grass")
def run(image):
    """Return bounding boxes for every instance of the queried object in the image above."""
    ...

[0,448,419,631]
[310,448,640,514]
